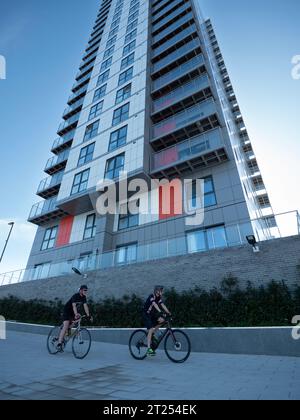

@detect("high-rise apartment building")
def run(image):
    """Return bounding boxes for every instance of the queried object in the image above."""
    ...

[26,0,274,279]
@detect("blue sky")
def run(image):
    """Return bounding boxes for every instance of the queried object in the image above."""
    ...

[0,0,299,274]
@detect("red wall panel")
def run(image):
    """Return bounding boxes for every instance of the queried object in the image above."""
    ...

[56,215,74,247]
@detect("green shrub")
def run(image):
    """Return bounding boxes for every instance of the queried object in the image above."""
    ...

[0,280,299,328]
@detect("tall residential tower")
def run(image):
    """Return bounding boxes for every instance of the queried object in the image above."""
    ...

[26,0,274,279]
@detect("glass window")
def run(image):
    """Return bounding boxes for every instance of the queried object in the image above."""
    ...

[111,17,120,29]
[103,45,115,60]
[130,0,139,6]
[118,67,133,86]
[187,225,227,253]
[78,143,95,166]
[97,70,110,86]
[83,214,97,240]
[41,226,58,251]
[116,243,137,265]
[123,40,136,57]
[113,10,122,21]
[89,101,103,120]
[129,3,139,15]
[108,26,119,38]
[190,176,217,209]
[125,29,137,45]
[118,201,139,230]
[121,53,135,71]
[106,35,117,49]
[100,57,112,72]
[128,10,139,23]
[109,125,127,151]
[115,84,131,105]
[127,19,138,33]
[71,169,90,195]
[105,153,125,179]
[93,84,107,102]
[84,120,99,141]
[112,103,130,126]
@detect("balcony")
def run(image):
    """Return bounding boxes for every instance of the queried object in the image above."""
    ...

[72,71,92,93]
[152,2,191,34]
[152,24,197,59]
[28,197,67,225]
[79,51,97,72]
[152,0,173,13]
[151,128,229,178]
[57,112,80,136]
[152,54,205,92]
[152,0,185,24]
[152,38,201,75]
[151,98,219,150]
[152,11,194,46]
[68,84,88,105]
[152,74,210,116]
[63,97,84,120]
[45,149,70,175]
[37,171,64,199]
[51,130,75,155]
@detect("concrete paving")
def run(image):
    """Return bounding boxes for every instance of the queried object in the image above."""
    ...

[0,330,299,400]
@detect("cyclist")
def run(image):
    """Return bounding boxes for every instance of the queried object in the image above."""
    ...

[57,285,92,352]
[143,285,171,357]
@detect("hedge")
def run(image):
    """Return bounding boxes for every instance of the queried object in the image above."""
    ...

[0,279,299,328]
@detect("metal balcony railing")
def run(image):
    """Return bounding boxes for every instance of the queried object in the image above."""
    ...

[37,171,64,195]
[152,24,197,58]
[68,85,88,104]
[152,127,225,172]
[152,74,210,114]
[152,38,201,74]
[28,197,58,221]
[152,98,217,140]
[57,112,80,134]
[45,149,70,172]
[152,11,194,45]
[51,130,75,153]
[152,54,205,91]
[63,97,84,118]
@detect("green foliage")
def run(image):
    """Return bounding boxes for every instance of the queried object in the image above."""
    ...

[0,280,299,328]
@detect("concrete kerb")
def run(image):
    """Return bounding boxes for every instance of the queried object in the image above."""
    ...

[6,322,300,358]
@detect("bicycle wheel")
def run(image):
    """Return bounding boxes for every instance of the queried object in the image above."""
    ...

[47,326,61,355]
[129,329,148,360]
[72,328,91,359]
[164,330,191,363]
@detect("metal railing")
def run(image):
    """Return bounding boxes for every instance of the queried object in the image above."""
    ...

[52,130,75,152]
[152,38,201,73]
[153,74,210,113]
[1,211,299,287]
[152,11,194,45]
[37,171,64,194]
[152,127,224,171]
[152,98,217,139]
[45,149,70,171]
[28,197,58,221]
[152,54,205,91]
[153,24,197,58]
[58,112,80,133]
[63,97,85,118]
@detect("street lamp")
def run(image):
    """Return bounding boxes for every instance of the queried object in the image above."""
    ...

[0,222,15,264]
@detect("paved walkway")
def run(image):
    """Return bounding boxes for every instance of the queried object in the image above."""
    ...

[0,331,299,400]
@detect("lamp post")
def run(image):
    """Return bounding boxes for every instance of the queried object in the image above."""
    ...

[0,222,15,264]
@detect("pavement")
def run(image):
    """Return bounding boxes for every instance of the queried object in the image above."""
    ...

[0,330,300,400]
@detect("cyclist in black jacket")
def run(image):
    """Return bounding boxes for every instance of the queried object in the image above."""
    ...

[143,285,171,356]
[57,285,92,351]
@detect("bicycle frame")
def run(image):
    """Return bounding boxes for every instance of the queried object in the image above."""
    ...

[151,320,177,349]
[62,316,87,344]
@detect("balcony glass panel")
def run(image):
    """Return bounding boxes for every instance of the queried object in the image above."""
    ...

[152,98,216,139]
[152,54,204,91]
[152,0,183,23]
[152,11,194,45]
[52,130,75,151]
[58,112,80,133]
[37,171,64,194]
[153,74,209,113]
[152,3,190,33]
[153,24,197,58]
[29,197,58,220]
[152,38,200,73]
[152,128,224,171]
[45,149,70,171]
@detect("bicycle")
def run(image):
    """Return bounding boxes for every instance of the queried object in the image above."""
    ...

[129,316,191,363]
[47,315,92,360]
